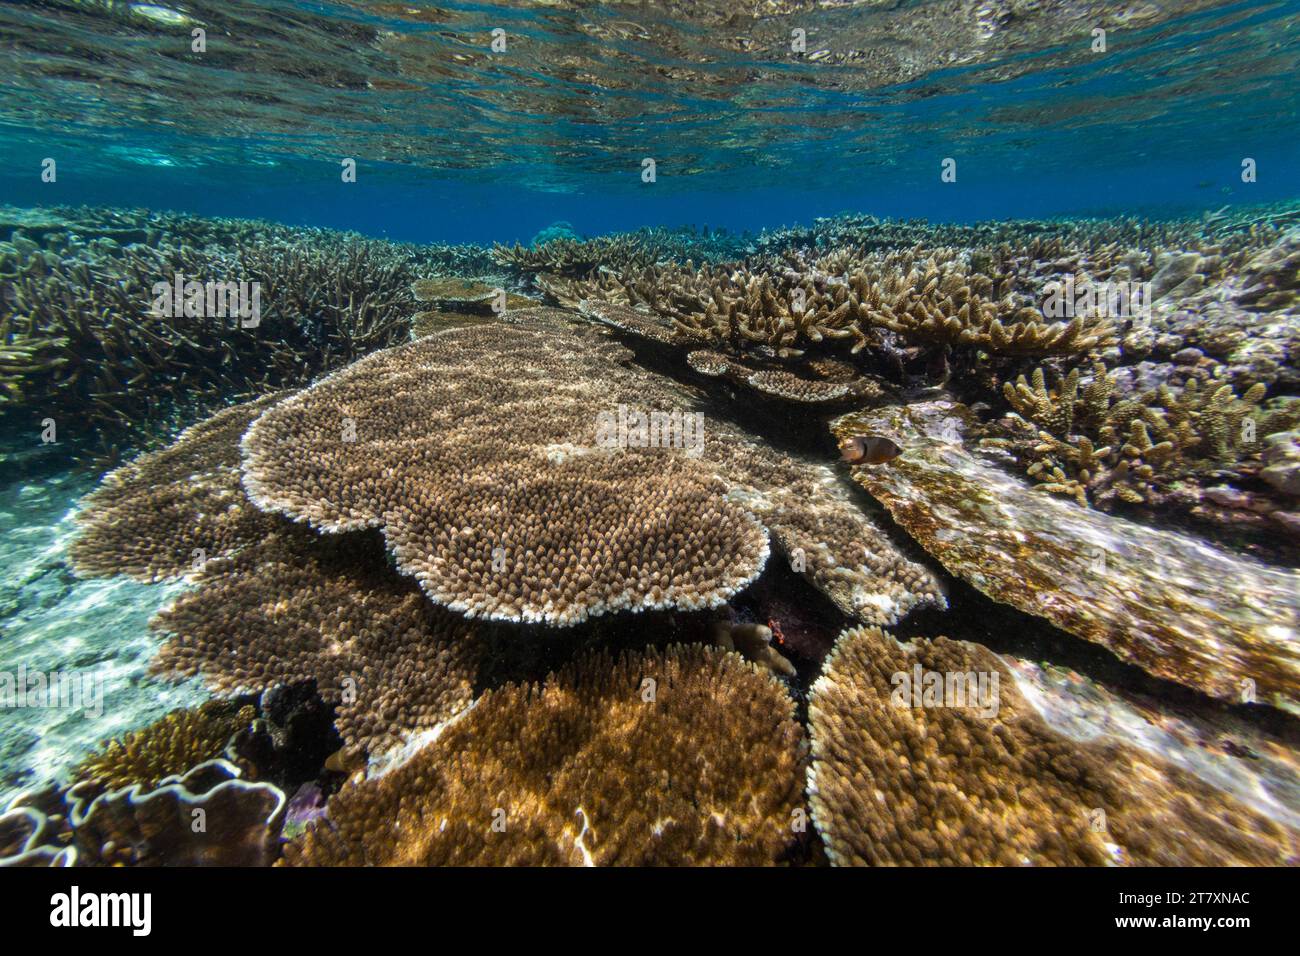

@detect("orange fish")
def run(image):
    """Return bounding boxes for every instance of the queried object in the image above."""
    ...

[839,434,902,465]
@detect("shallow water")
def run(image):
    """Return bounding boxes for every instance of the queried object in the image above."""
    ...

[0,1,1298,869]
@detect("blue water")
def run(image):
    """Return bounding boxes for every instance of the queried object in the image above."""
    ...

[0,0,1297,240]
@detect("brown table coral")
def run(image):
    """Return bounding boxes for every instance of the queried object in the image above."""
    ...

[69,392,286,581]
[282,644,805,866]
[808,626,1300,866]
[150,526,480,757]
[242,309,941,628]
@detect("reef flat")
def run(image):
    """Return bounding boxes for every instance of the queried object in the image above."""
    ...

[2,202,1298,866]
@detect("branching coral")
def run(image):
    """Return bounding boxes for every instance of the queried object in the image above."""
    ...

[809,626,1300,866]
[282,644,805,866]
[997,360,1300,508]
[0,206,458,460]
[72,700,255,793]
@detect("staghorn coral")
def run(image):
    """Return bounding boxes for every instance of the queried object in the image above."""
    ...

[808,626,1300,866]
[556,245,1113,363]
[0,205,471,461]
[241,312,772,626]
[68,393,285,581]
[72,700,255,793]
[997,360,1300,509]
[150,526,480,757]
[833,400,1300,713]
[283,644,804,866]
[67,759,286,867]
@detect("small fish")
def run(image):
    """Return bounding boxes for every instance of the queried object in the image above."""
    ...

[839,434,902,465]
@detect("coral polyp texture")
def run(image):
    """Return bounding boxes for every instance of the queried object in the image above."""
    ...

[282,644,805,866]
[241,309,941,627]
[68,392,285,581]
[240,312,770,626]
[808,627,1300,866]
[150,527,480,757]
[71,700,255,793]
[833,401,1300,713]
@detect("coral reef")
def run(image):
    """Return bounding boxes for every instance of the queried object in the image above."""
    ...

[242,310,941,627]
[240,313,771,626]
[72,700,255,793]
[832,400,1300,713]
[151,527,480,757]
[808,626,1299,866]
[0,206,479,461]
[66,759,286,866]
[283,644,804,866]
[68,393,285,581]
[994,360,1300,512]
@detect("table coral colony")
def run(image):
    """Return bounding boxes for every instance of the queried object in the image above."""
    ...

[2,199,1299,869]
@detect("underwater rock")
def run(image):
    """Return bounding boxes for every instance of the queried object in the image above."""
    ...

[1261,431,1300,496]
[808,626,1299,866]
[282,644,804,866]
[832,400,1300,714]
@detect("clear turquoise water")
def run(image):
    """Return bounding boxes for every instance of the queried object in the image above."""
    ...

[0,0,1297,241]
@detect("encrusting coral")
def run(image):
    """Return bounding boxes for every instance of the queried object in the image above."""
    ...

[72,700,256,793]
[150,527,480,758]
[68,393,285,581]
[808,626,1300,866]
[282,644,805,866]
[66,759,286,867]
